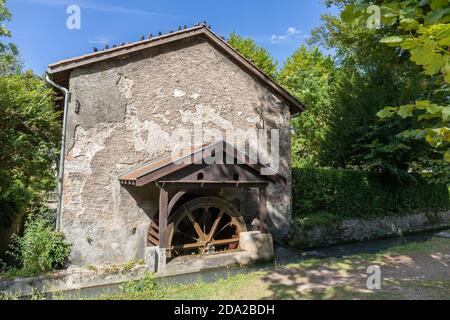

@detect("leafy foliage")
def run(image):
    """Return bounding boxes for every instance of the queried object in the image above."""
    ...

[6,215,71,276]
[350,116,443,182]
[120,272,158,294]
[277,46,336,165]
[292,167,450,222]
[309,13,430,176]
[0,72,60,226]
[228,32,278,79]
[342,1,450,80]
[0,0,20,75]
[339,0,450,175]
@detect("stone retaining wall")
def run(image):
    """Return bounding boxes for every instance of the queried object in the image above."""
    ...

[290,211,450,249]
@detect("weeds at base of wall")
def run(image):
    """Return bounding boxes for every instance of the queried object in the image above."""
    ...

[120,272,158,294]
[0,215,71,280]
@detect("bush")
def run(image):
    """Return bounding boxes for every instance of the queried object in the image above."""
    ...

[6,216,71,276]
[292,168,450,224]
[120,272,157,294]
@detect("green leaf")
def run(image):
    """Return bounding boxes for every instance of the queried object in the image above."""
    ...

[425,9,445,25]
[443,62,450,84]
[410,47,445,75]
[380,36,405,44]
[442,106,450,121]
[430,0,449,10]
[444,150,450,163]
[400,38,419,49]
[398,105,414,118]
[426,103,443,114]
[377,108,395,119]
[341,5,356,23]
[419,113,441,121]
[416,100,431,109]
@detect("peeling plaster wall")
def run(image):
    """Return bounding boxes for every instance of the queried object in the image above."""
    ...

[62,37,292,266]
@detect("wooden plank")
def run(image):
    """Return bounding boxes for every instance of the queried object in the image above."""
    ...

[148,236,159,246]
[210,238,240,246]
[159,189,169,249]
[158,181,269,189]
[207,211,224,243]
[186,211,207,242]
[149,228,159,239]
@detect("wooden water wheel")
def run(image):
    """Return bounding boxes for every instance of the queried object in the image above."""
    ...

[167,197,247,257]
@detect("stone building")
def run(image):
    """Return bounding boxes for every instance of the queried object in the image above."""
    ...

[47,25,304,268]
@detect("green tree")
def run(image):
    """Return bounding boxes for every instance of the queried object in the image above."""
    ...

[278,46,336,166]
[309,12,433,180]
[337,0,450,181]
[228,32,278,79]
[0,0,20,75]
[0,72,60,226]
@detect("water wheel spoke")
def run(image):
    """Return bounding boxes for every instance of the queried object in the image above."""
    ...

[213,221,233,239]
[172,241,205,250]
[207,210,224,243]
[175,229,198,242]
[186,211,207,242]
[210,238,239,246]
[203,207,208,236]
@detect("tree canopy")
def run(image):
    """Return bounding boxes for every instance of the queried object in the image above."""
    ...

[0,0,20,75]
[333,0,449,182]
[278,46,336,166]
[309,11,433,180]
[0,0,59,226]
[229,32,278,79]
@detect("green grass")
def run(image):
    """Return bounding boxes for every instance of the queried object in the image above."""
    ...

[100,237,450,301]
[101,272,268,300]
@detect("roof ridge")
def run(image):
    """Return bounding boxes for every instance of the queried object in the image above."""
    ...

[47,24,305,113]
[48,24,208,68]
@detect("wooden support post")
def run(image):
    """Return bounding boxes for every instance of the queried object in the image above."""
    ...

[259,187,268,233]
[159,188,169,249]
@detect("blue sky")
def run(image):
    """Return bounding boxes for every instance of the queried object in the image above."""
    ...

[6,0,338,75]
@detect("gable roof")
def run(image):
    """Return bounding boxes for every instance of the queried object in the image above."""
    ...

[118,140,286,187]
[47,25,304,114]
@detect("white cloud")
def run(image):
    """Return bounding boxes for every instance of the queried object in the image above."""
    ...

[22,0,180,17]
[287,27,301,35]
[270,27,304,44]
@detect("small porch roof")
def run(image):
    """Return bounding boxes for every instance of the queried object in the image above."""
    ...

[118,140,286,187]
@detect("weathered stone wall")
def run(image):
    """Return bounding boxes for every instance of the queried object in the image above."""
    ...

[289,211,450,249]
[62,37,292,266]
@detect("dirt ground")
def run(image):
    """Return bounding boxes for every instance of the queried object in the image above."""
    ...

[260,237,450,300]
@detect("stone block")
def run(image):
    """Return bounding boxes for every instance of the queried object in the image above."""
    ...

[240,231,274,261]
[145,247,167,273]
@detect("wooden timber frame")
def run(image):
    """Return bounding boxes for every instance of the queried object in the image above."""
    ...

[119,140,285,258]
